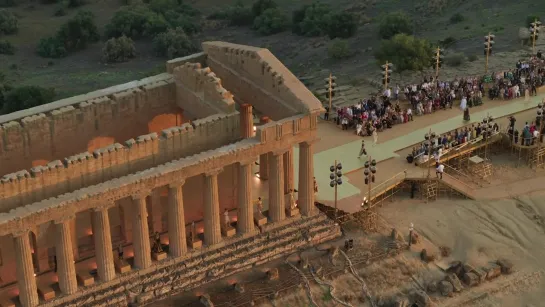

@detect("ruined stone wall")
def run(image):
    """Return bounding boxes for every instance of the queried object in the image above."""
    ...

[202,41,323,120]
[0,74,184,177]
[0,112,241,212]
[34,213,340,307]
[173,62,236,119]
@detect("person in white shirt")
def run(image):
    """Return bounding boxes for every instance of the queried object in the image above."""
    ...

[372,129,378,146]
[436,163,444,179]
[407,108,413,121]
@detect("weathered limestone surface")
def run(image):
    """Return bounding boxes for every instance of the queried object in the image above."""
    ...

[0,42,327,306]
[55,218,78,295]
[168,182,187,258]
[42,213,340,307]
[0,112,241,212]
[13,231,39,307]
[92,206,116,281]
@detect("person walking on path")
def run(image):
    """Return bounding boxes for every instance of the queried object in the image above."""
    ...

[357,140,367,158]
[372,129,378,147]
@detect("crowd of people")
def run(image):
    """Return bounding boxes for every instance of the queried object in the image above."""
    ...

[327,54,545,140]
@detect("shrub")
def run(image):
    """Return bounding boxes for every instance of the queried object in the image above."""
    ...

[148,0,177,14]
[67,0,86,8]
[3,86,56,114]
[0,9,18,35]
[102,35,136,63]
[292,3,331,37]
[143,12,170,36]
[164,10,199,35]
[55,11,99,51]
[252,0,277,17]
[153,27,197,59]
[227,3,253,26]
[526,15,541,26]
[0,39,14,54]
[40,0,60,3]
[378,11,412,39]
[328,39,352,59]
[439,36,456,47]
[326,12,358,39]
[105,6,157,38]
[36,37,67,58]
[444,52,465,67]
[0,0,16,7]
[207,9,230,20]
[253,8,288,35]
[54,7,66,16]
[449,13,464,24]
[467,54,478,62]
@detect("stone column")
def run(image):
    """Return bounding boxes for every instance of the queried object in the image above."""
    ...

[240,104,254,138]
[168,181,187,258]
[54,217,78,295]
[13,230,39,307]
[92,205,116,281]
[204,169,222,246]
[237,160,254,234]
[298,141,316,216]
[283,147,294,194]
[268,151,286,222]
[259,116,272,180]
[69,218,79,261]
[148,189,163,233]
[132,194,152,269]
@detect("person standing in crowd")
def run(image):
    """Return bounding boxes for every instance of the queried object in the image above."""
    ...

[372,129,378,146]
[358,140,367,158]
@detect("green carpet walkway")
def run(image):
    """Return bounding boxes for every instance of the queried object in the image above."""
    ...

[293,93,545,201]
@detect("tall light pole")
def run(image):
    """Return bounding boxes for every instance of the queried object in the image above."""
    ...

[424,130,437,179]
[327,74,335,121]
[381,62,393,92]
[484,33,495,74]
[530,19,542,55]
[363,157,377,202]
[434,47,443,81]
[329,161,343,224]
[537,103,543,148]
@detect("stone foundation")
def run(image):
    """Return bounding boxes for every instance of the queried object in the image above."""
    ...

[40,213,340,307]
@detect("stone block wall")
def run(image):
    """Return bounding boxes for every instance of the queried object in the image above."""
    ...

[202,42,323,120]
[173,62,235,119]
[0,75,183,177]
[0,112,240,212]
[38,213,341,307]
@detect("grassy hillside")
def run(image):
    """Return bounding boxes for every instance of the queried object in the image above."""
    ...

[0,0,543,100]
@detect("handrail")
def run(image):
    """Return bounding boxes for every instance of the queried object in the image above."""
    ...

[368,170,407,197]
[442,163,483,187]
[442,172,475,190]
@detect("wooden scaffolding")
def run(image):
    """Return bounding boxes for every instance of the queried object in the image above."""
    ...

[422,179,438,203]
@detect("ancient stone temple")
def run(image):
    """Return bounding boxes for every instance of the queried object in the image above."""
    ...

[0,42,340,306]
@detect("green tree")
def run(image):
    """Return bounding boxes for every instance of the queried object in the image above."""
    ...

[328,39,352,59]
[374,34,434,76]
[326,12,358,39]
[56,11,99,51]
[153,27,197,59]
[253,8,289,35]
[252,0,277,17]
[292,3,331,37]
[0,72,12,111]
[291,5,309,35]
[36,37,67,58]
[378,12,412,39]
[164,10,200,35]
[0,39,14,54]
[3,86,56,114]
[105,6,157,38]
[227,2,254,26]
[526,15,541,26]
[102,35,136,63]
[0,9,18,35]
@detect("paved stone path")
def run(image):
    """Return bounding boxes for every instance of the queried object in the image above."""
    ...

[293,93,545,201]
